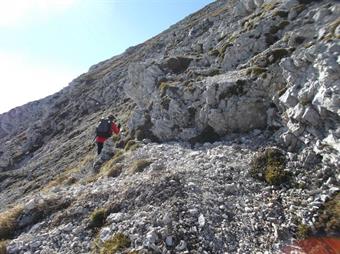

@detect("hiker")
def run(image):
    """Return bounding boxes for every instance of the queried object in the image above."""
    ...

[95,114,120,155]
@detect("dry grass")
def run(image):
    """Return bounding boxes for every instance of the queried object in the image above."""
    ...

[0,240,7,254]
[130,159,152,174]
[314,193,340,235]
[0,205,23,240]
[100,233,131,254]
[44,154,93,190]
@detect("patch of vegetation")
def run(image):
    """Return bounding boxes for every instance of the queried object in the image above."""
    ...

[292,4,305,15]
[159,82,178,97]
[112,149,125,162]
[296,223,312,239]
[250,148,290,186]
[219,34,237,56]
[0,205,23,240]
[321,18,340,41]
[44,154,93,190]
[130,159,152,173]
[269,48,290,63]
[89,208,107,229]
[127,251,139,254]
[124,140,140,152]
[262,2,280,12]
[100,233,131,254]
[273,10,289,18]
[209,49,220,57]
[106,164,123,178]
[100,152,125,177]
[0,240,7,254]
[246,66,267,76]
[265,163,290,185]
[314,193,340,235]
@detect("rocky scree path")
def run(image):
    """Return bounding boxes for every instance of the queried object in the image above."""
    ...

[5,132,339,253]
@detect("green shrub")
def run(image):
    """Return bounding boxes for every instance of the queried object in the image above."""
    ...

[89,208,107,229]
[100,233,131,254]
[296,223,312,239]
[265,163,290,185]
[131,159,152,173]
[0,206,23,239]
[250,148,290,186]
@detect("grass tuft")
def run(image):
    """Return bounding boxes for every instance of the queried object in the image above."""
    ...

[250,148,290,186]
[314,193,340,235]
[89,208,107,229]
[124,140,140,152]
[296,223,312,239]
[130,159,152,174]
[0,205,23,240]
[0,240,7,254]
[100,233,131,254]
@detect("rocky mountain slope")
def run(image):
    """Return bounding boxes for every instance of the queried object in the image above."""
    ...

[0,0,339,253]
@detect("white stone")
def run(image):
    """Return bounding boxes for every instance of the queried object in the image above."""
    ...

[198,214,206,228]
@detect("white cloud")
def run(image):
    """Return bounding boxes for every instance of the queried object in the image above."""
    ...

[0,51,81,113]
[0,0,77,27]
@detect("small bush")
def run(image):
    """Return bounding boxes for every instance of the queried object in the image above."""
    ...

[0,241,7,254]
[265,163,290,186]
[0,206,23,239]
[296,223,312,239]
[250,148,290,186]
[100,233,131,254]
[131,159,152,173]
[89,208,107,229]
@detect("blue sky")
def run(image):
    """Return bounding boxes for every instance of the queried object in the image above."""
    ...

[0,0,214,114]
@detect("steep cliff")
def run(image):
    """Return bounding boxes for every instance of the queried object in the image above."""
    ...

[0,0,339,253]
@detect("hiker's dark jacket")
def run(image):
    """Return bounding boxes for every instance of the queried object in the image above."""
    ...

[95,122,120,143]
